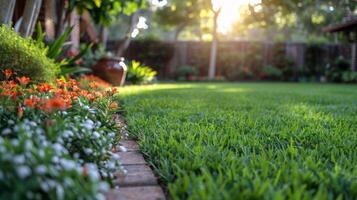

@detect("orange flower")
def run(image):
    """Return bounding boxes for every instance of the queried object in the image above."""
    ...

[16,76,30,86]
[56,79,66,88]
[66,79,79,88]
[2,80,18,89]
[89,82,98,89]
[40,96,74,113]
[3,69,15,79]
[72,85,81,92]
[24,96,40,108]
[109,102,119,110]
[27,88,35,93]
[111,87,118,93]
[36,83,52,93]
[1,89,18,100]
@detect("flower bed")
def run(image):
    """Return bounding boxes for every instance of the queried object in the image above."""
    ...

[0,69,121,199]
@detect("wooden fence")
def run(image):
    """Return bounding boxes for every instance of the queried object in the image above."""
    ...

[108,40,352,80]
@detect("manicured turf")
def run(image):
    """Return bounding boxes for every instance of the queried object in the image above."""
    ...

[121,83,357,200]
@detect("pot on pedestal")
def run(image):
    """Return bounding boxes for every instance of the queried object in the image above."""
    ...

[91,57,127,86]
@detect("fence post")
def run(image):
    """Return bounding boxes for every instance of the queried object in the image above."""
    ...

[0,0,16,25]
[19,0,43,37]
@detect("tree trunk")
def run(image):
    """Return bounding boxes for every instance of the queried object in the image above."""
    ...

[173,23,186,41]
[55,0,70,38]
[0,0,16,25]
[44,0,55,40]
[208,10,220,79]
[19,0,43,37]
[99,25,108,48]
[69,10,80,50]
[82,11,98,43]
[115,11,139,57]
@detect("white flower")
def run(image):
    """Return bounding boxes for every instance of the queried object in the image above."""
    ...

[96,193,106,200]
[56,185,64,200]
[1,128,11,135]
[107,161,116,169]
[60,159,76,170]
[11,139,19,146]
[108,132,115,138]
[118,145,128,152]
[73,153,80,159]
[87,164,100,180]
[53,143,64,153]
[112,154,120,160]
[7,119,14,124]
[92,132,100,139]
[62,130,73,138]
[63,177,73,187]
[24,140,33,150]
[13,125,19,132]
[13,155,25,164]
[52,156,59,163]
[38,150,45,158]
[16,166,31,179]
[98,182,110,192]
[35,165,47,175]
[83,119,94,130]
[29,121,37,127]
[35,128,44,135]
[84,148,93,155]
[40,182,50,192]
[88,109,96,114]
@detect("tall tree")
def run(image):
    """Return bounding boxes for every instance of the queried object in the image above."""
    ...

[155,0,202,40]
[208,0,221,79]
[232,0,356,41]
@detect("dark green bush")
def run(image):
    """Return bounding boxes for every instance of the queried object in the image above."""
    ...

[176,65,199,81]
[0,25,58,82]
[326,56,351,82]
[124,39,174,77]
[262,65,283,80]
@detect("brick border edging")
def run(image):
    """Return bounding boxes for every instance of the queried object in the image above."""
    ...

[105,116,166,200]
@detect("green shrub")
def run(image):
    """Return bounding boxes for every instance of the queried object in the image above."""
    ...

[176,65,199,81]
[0,25,58,82]
[126,60,157,84]
[342,71,357,83]
[262,65,283,80]
[326,56,351,83]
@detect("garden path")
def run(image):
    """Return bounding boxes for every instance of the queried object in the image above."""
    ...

[105,116,166,200]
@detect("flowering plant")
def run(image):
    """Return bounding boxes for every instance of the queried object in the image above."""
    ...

[0,69,121,199]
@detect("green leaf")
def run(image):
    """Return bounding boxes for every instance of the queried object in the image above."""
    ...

[65,43,93,66]
[47,27,73,59]
[93,0,101,7]
[59,66,91,76]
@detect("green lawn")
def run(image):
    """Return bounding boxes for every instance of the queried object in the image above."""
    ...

[121,83,357,200]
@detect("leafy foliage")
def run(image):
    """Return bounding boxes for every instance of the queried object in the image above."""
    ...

[175,65,199,81]
[69,0,147,26]
[235,0,355,41]
[126,60,157,84]
[0,25,58,82]
[35,24,92,76]
[326,56,353,83]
